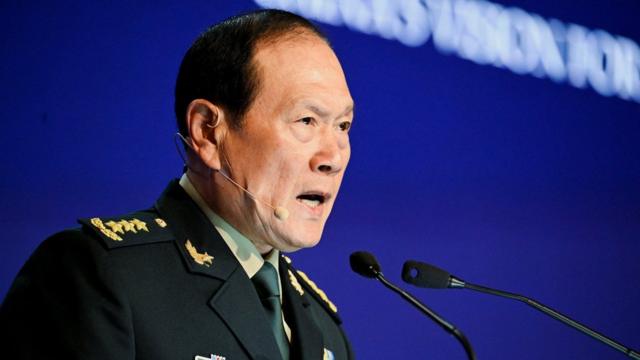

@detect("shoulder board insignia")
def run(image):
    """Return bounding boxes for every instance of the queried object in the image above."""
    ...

[78,211,174,249]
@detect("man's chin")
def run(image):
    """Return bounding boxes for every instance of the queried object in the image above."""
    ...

[277,232,323,253]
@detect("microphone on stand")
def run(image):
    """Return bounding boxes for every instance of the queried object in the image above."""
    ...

[402,260,640,360]
[350,251,476,360]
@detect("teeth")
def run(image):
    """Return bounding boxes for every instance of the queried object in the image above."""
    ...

[299,198,321,208]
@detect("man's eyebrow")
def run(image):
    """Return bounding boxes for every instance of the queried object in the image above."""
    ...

[302,102,355,119]
[303,103,330,118]
[342,103,355,118]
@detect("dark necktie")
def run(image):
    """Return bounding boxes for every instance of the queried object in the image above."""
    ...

[252,262,289,360]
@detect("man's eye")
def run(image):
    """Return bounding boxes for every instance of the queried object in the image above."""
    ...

[298,117,314,125]
[338,121,352,132]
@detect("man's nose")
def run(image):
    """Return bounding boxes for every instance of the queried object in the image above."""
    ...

[310,132,346,175]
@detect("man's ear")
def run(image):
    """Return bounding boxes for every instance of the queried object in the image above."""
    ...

[185,99,227,170]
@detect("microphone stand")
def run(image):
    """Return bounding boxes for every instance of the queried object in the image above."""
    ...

[455,279,640,360]
[374,271,477,360]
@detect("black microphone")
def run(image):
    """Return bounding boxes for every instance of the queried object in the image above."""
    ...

[402,260,640,360]
[350,252,476,360]
[349,251,380,278]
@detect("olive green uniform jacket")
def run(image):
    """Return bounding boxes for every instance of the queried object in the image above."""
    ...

[0,180,353,360]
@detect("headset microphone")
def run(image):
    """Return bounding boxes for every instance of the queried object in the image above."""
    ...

[215,168,290,221]
[175,132,290,221]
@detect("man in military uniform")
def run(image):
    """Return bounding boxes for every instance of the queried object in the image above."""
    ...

[0,9,354,359]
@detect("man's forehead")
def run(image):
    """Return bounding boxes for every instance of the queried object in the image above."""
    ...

[253,31,334,67]
[251,35,349,93]
[255,28,326,52]
[250,33,332,89]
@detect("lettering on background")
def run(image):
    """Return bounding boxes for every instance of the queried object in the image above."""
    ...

[255,0,640,104]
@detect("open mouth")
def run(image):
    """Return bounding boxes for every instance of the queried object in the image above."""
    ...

[296,192,328,209]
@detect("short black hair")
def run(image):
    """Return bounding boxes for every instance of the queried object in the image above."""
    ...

[174,9,328,134]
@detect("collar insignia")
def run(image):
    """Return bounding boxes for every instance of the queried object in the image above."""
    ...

[185,239,214,267]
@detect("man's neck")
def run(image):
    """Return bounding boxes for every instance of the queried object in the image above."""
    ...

[179,173,278,277]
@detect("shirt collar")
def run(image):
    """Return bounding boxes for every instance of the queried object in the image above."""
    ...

[179,173,280,279]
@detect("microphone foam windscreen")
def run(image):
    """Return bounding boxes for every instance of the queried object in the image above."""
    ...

[402,260,450,289]
[349,251,381,278]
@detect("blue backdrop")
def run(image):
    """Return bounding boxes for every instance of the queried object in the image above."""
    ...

[1,1,638,359]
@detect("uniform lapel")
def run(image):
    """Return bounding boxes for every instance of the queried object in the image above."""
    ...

[155,180,236,280]
[280,257,325,360]
[154,180,282,360]
[209,267,283,360]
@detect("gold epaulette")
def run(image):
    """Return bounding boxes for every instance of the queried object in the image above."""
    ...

[78,210,174,249]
